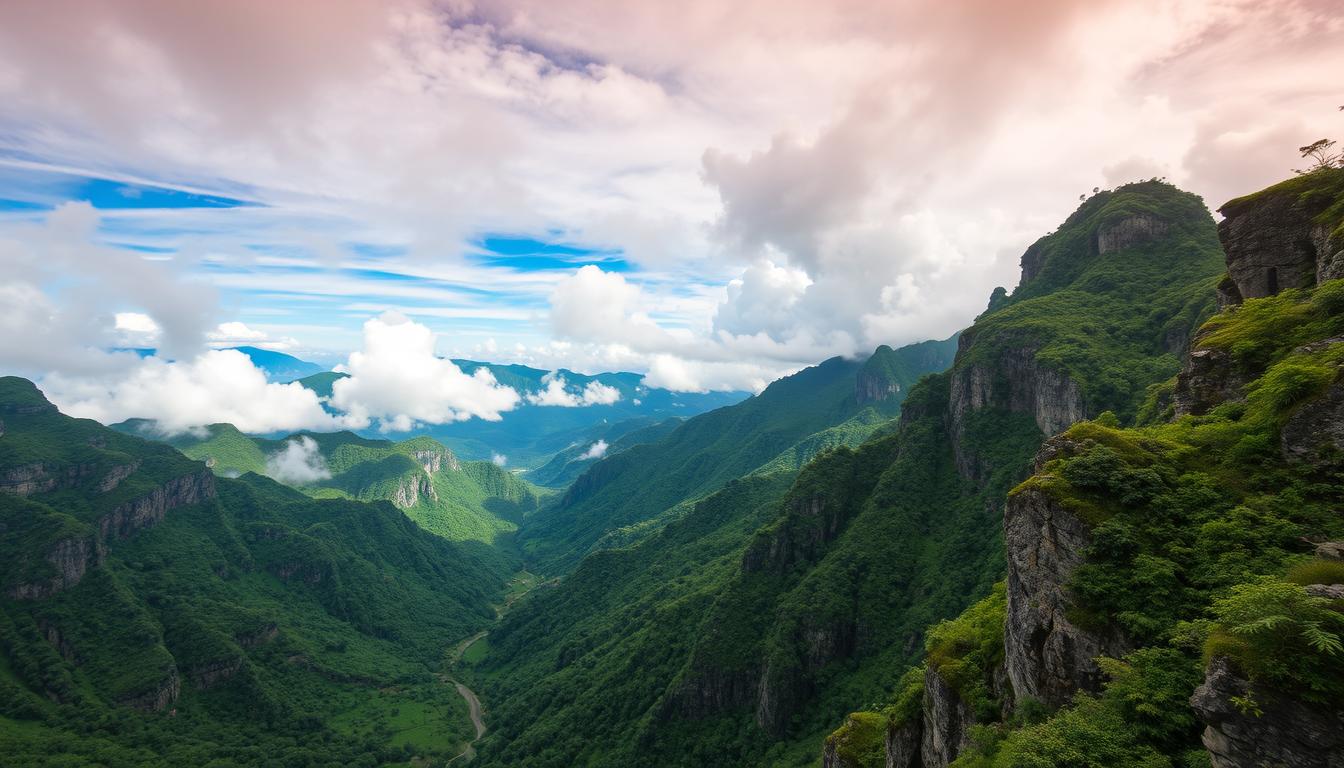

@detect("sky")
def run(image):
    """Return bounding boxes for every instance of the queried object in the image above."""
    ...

[0,0,1341,433]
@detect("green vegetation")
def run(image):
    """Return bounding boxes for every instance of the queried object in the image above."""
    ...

[972,181,1223,422]
[841,272,1344,767]
[471,182,1221,767]
[0,378,501,765]
[926,585,1007,723]
[825,711,887,767]
[517,337,959,574]
[156,424,547,560]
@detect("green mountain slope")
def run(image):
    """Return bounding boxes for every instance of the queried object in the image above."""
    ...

[132,424,547,559]
[824,169,1344,768]
[0,377,505,765]
[524,415,682,488]
[517,336,959,574]
[469,181,1225,767]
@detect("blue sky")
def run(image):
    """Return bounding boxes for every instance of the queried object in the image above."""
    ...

[0,0,1338,431]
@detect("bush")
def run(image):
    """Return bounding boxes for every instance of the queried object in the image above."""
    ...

[1205,577,1344,705]
[1285,558,1344,586]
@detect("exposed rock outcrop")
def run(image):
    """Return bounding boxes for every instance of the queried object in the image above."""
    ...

[1095,214,1170,255]
[1218,180,1343,301]
[120,668,181,712]
[742,494,852,574]
[1315,541,1344,561]
[0,461,99,496]
[95,462,141,493]
[413,447,459,474]
[920,667,973,767]
[948,339,1084,480]
[1172,346,1250,417]
[1191,657,1344,768]
[1281,379,1344,467]
[857,373,903,405]
[1003,449,1126,708]
[885,718,923,768]
[391,471,436,508]
[1305,583,1344,599]
[98,469,216,540]
[7,534,102,600]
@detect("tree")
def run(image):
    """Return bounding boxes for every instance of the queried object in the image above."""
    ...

[1294,138,1341,174]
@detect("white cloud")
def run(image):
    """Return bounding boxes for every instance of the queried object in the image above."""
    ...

[207,321,300,351]
[265,436,332,485]
[329,311,521,431]
[581,381,621,405]
[41,349,337,435]
[525,374,622,407]
[491,452,508,467]
[2,0,1341,398]
[579,440,608,460]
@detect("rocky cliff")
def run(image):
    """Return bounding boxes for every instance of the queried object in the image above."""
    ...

[1002,449,1127,709]
[6,533,103,600]
[98,469,216,540]
[1191,657,1344,768]
[1096,212,1170,254]
[391,469,437,508]
[1217,169,1344,302]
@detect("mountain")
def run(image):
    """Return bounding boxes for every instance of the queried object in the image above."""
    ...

[524,415,683,488]
[823,169,1344,768]
[117,423,546,563]
[294,363,747,468]
[227,346,326,382]
[0,377,504,765]
[514,335,960,573]
[466,181,1226,767]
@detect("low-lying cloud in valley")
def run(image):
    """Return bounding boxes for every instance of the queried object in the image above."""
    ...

[265,436,333,485]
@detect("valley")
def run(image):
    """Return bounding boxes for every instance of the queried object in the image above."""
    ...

[3,170,1344,768]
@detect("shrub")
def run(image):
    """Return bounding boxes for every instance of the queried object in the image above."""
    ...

[1205,577,1344,704]
[1285,558,1344,586]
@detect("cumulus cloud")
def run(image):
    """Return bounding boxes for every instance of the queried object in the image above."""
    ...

[42,349,337,435]
[265,436,332,485]
[0,202,217,377]
[208,321,300,351]
[491,453,508,467]
[579,440,608,460]
[2,0,1342,400]
[526,373,622,407]
[581,381,621,405]
[329,312,521,431]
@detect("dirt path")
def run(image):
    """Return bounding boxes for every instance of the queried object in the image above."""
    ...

[456,681,486,739]
[441,574,558,764]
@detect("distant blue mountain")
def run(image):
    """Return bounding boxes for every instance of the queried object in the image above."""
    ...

[293,361,748,468]
[228,346,326,382]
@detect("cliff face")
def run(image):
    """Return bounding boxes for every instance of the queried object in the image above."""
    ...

[1095,213,1170,255]
[7,534,103,600]
[1280,378,1344,466]
[947,337,1084,480]
[1218,173,1344,302]
[1173,346,1249,417]
[391,470,436,508]
[99,469,216,540]
[413,446,459,474]
[1003,471,1125,709]
[1191,657,1344,768]
[918,667,974,766]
